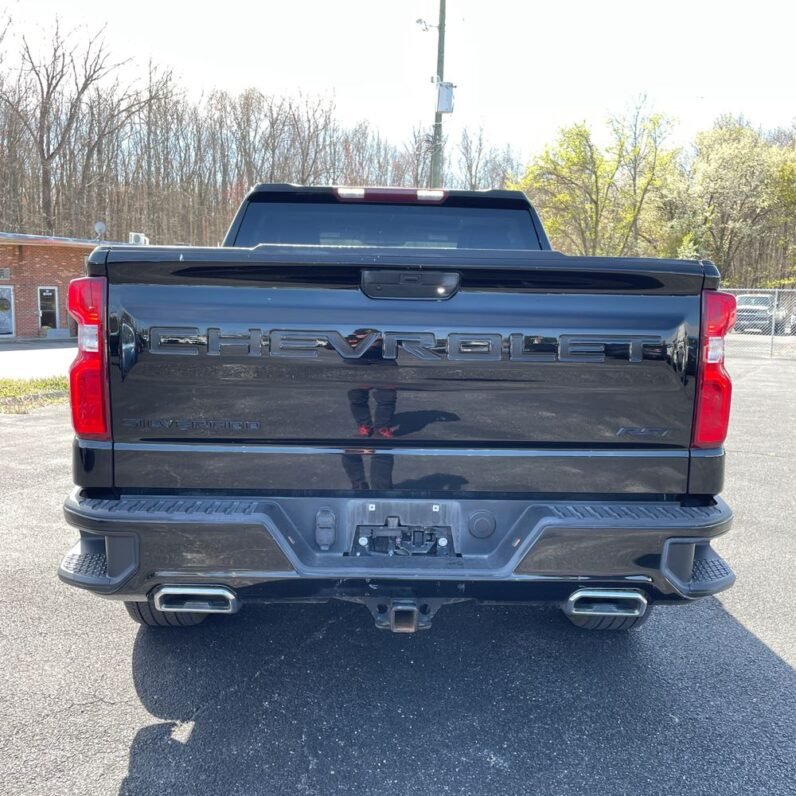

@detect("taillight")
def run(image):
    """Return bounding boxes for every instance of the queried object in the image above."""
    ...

[67,277,109,440]
[692,291,736,448]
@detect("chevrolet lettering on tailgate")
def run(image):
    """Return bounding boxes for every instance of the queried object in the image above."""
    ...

[148,327,665,363]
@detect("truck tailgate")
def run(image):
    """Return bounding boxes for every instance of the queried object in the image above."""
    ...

[102,247,706,495]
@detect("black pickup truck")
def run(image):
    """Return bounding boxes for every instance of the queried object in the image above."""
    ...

[59,184,737,633]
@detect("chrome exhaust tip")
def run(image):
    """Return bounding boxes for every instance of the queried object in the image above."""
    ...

[565,589,647,619]
[153,585,240,614]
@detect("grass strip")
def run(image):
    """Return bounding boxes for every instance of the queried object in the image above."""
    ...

[0,376,69,413]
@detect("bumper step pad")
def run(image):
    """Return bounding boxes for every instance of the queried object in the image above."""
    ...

[58,534,137,593]
[687,546,735,596]
[662,540,735,598]
[61,547,108,580]
[692,555,733,585]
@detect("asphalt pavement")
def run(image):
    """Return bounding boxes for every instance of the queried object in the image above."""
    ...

[0,340,77,379]
[0,357,794,796]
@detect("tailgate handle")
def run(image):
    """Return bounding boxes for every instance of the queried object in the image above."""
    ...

[361,270,459,300]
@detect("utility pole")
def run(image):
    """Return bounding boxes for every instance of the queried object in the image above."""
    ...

[430,0,446,188]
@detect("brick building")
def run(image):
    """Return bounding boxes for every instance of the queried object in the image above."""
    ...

[0,232,104,338]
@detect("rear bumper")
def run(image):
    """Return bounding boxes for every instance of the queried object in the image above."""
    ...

[60,490,734,603]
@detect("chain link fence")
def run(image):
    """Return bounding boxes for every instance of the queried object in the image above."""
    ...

[724,288,796,359]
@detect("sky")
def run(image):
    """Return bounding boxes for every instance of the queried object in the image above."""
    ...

[3,0,795,160]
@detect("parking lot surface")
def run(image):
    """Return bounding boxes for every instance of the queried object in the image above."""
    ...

[0,340,76,379]
[1,357,794,796]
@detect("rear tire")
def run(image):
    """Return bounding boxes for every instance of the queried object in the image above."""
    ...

[124,600,206,627]
[564,608,652,631]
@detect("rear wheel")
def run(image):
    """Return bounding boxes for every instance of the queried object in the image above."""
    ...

[124,600,206,627]
[564,608,653,631]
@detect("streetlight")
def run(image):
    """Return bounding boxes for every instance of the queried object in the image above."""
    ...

[417,1,451,188]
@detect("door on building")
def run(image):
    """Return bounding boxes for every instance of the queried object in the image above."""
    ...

[38,286,59,330]
[0,286,14,335]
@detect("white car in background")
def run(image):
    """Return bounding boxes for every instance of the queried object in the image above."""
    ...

[734,294,790,335]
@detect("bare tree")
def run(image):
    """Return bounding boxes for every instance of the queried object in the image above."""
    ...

[458,127,487,189]
[1,19,792,286]
[0,22,154,232]
[457,127,520,190]
[393,126,433,188]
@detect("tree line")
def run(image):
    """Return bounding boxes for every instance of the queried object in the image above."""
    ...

[0,21,794,286]
[514,107,796,286]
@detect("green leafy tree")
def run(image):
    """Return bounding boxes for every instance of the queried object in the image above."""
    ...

[610,104,674,257]
[686,118,780,283]
[512,123,621,255]
[513,103,673,257]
